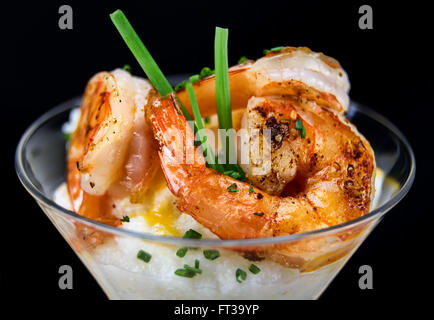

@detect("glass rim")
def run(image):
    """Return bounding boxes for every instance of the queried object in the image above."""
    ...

[15,96,416,247]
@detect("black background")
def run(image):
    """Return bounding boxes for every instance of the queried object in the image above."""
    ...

[3,0,433,308]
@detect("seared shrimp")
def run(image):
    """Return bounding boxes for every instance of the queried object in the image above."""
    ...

[67,69,159,223]
[177,47,350,117]
[145,47,375,267]
[147,92,374,239]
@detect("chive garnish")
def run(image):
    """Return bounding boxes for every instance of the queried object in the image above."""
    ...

[253,212,264,217]
[189,74,200,83]
[195,259,200,268]
[122,64,132,73]
[249,186,254,194]
[137,250,152,263]
[300,126,306,138]
[186,82,225,172]
[227,183,238,192]
[249,264,261,274]
[121,215,130,222]
[174,80,188,92]
[174,269,196,278]
[199,67,214,79]
[183,229,202,239]
[109,10,193,122]
[176,247,188,257]
[295,119,306,138]
[184,264,202,274]
[263,46,284,54]
[64,132,71,142]
[295,119,303,130]
[236,268,247,283]
[223,170,245,181]
[203,250,220,260]
[238,56,248,64]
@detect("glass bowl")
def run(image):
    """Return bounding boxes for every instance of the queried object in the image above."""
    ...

[15,97,415,299]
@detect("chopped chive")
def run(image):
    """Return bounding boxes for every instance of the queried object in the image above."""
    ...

[253,212,264,217]
[249,264,261,274]
[249,186,254,194]
[121,215,130,222]
[295,119,303,130]
[174,80,188,92]
[223,170,245,181]
[189,74,200,83]
[238,56,248,64]
[183,229,202,239]
[137,250,152,263]
[203,249,220,260]
[64,132,71,141]
[195,259,200,268]
[109,10,194,122]
[176,247,188,257]
[174,268,196,278]
[184,264,202,274]
[300,126,306,138]
[227,183,238,192]
[199,67,214,79]
[263,46,284,54]
[236,268,247,283]
[122,64,132,72]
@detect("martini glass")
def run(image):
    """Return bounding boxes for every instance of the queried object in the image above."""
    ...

[16,96,415,299]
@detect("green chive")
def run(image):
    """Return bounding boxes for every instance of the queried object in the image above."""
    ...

[137,250,152,263]
[215,27,237,166]
[295,119,303,130]
[263,46,284,54]
[176,247,188,257]
[238,56,248,64]
[174,80,188,92]
[109,10,193,122]
[200,67,214,79]
[184,264,202,274]
[249,186,254,194]
[186,82,225,172]
[195,259,200,268]
[253,212,264,217]
[236,268,247,283]
[249,264,261,274]
[300,126,306,138]
[227,183,238,192]
[203,250,220,260]
[121,215,130,222]
[183,229,202,239]
[189,74,200,83]
[174,268,196,278]
[64,132,71,141]
[223,170,245,181]
[122,64,132,72]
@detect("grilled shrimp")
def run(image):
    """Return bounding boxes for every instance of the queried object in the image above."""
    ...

[147,92,374,238]
[146,47,375,249]
[177,47,350,117]
[67,69,159,223]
